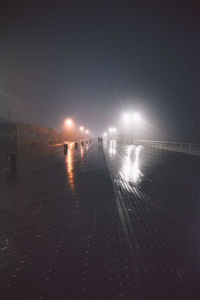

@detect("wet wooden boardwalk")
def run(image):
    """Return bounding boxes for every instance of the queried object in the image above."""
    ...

[0,142,134,300]
[0,140,200,299]
[104,140,200,300]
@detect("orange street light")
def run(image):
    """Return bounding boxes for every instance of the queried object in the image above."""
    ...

[65,118,73,127]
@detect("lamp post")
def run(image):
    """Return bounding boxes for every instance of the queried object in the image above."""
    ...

[122,112,142,145]
[122,113,131,144]
[132,113,142,144]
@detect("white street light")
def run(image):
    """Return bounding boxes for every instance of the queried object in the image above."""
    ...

[103,132,108,137]
[121,111,143,145]
[109,127,117,133]
[133,113,142,123]
[122,113,131,123]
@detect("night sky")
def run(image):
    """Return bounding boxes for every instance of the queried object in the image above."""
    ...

[0,1,200,141]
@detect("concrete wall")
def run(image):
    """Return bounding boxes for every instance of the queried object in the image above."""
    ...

[17,123,62,145]
[0,121,63,146]
[0,121,17,146]
[0,121,17,160]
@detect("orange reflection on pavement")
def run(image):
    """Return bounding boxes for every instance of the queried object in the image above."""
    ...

[66,149,73,174]
[80,145,84,159]
[65,149,79,209]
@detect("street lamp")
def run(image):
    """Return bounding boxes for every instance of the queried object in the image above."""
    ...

[103,132,108,137]
[121,112,142,144]
[109,127,117,133]
[85,129,89,134]
[65,118,73,127]
[132,112,142,144]
[122,113,131,124]
[79,126,84,131]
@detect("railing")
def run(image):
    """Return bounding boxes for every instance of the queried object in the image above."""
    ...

[136,140,200,156]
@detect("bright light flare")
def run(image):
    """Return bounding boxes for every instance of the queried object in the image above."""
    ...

[120,145,143,188]
[85,129,89,134]
[133,113,142,123]
[122,112,142,124]
[79,126,84,131]
[65,118,73,127]
[103,132,108,137]
[122,113,131,123]
[109,127,117,133]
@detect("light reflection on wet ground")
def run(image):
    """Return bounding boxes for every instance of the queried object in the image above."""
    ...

[80,144,84,159]
[119,145,143,187]
[1,138,200,299]
[0,141,135,299]
[65,146,80,209]
[109,139,116,157]
[104,139,200,300]
[106,140,144,191]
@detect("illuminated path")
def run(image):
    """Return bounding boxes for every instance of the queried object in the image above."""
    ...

[104,140,200,300]
[0,142,134,299]
[0,140,200,299]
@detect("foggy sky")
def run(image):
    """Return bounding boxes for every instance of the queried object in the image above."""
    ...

[0,1,200,141]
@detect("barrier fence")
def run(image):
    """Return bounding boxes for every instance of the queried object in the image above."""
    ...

[136,140,200,156]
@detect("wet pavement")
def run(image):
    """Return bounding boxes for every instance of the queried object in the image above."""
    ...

[0,140,200,299]
[104,139,200,300]
[0,143,65,185]
[0,142,134,300]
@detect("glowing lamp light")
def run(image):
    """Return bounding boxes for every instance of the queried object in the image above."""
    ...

[85,129,89,134]
[109,127,117,133]
[103,132,108,137]
[133,113,142,123]
[122,113,131,123]
[65,118,73,126]
[80,126,84,131]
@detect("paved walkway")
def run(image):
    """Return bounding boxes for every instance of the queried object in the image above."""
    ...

[0,142,134,300]
[1,140,200,299]
[104,140,200,300]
